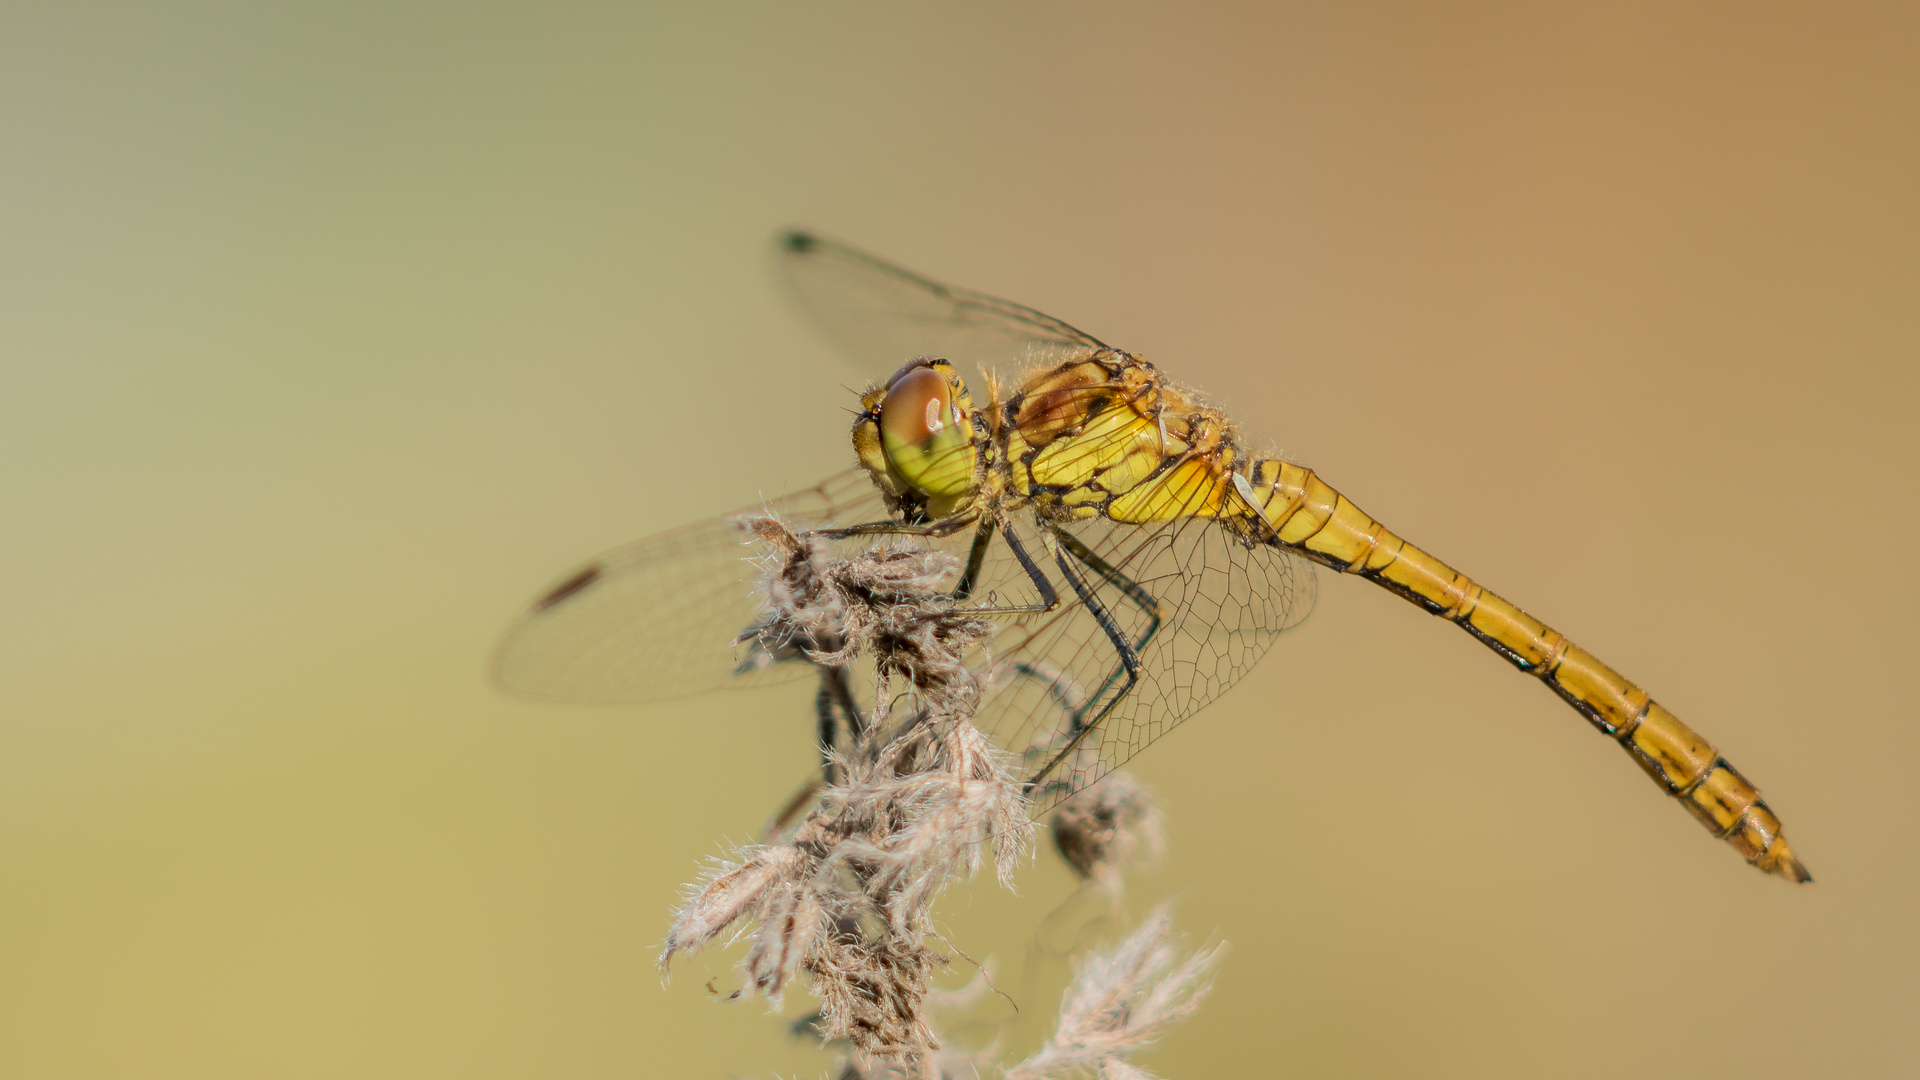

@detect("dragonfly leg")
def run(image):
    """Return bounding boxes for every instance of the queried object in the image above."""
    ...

[951,517,998,601]
[1056,532,1166,657]
[1023,532,1168,796]
[1052,544,1143,683]
[818,513,980,541]
[974,518,1061,615]
[1047,536,1154,727]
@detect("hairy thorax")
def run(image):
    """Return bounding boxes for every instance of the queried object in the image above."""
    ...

[998,351,1246,528]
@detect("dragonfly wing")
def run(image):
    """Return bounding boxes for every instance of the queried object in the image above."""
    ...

[952,511,1318,809]
[778,230,1111,377]
[491,469,889,704]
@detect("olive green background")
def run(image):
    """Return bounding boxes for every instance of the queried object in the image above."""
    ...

[3,3,1915,1077]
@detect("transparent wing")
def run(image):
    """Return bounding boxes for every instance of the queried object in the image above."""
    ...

[919,509,1319,809]
[778,230,1111,378]
[492,469,890,704]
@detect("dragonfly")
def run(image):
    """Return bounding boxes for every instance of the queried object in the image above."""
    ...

[493,231,1810,883]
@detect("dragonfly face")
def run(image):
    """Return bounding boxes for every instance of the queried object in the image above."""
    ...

[852,358,985,521]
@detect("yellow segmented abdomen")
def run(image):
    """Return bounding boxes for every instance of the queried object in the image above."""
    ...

[1239,458,1810,882]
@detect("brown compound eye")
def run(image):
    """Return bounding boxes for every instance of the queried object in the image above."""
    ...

[877,366,973,498]
[880,367,953,448]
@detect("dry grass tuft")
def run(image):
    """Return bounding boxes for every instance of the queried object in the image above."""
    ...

[660,517,1220,1079]
[1005,905,1224,1080]
[1050,771,1166,889]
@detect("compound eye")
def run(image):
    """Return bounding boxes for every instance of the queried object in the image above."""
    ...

[877,366,972,498]
[879,367,953,450]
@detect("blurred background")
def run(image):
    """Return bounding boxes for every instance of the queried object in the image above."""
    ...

[2,2,1915,1076]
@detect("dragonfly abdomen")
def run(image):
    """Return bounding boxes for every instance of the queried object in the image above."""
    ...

[1238,458,1810,882]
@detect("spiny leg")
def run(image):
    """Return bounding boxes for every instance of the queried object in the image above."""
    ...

[1049,534,1157,732]
[1057,532,1166,657]
[952,516,998,601]
[1025,529,1167,795]
[819,513,980,541]
[1052,543,1143,689]
[972,517,1062,617]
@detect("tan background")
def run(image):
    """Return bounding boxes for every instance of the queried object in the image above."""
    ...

[3,2,1915,1076]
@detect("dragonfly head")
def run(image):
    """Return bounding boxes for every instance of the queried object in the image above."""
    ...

[853,358,982,518]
